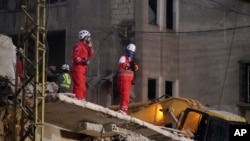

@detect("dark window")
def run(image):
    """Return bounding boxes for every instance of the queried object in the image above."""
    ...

[0,0,8,10]
[148,0,157,25]
[206,118,229,141]
[46,30,66,68]
[46,0,66,4]
[239,61,250,103]
[165,81,172,98]
[166,0,173,29]
[0,0,21,10]
[148,79,156,100]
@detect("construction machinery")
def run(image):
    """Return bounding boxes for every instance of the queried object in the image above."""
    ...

[109,96,247,141]
[0,34,247,141]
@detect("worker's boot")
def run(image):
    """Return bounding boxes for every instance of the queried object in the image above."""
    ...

[118,109,127,115]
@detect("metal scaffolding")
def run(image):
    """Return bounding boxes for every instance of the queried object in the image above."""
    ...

[16,0,47,140]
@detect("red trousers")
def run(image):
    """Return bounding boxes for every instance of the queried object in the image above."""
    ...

[118,78,132,114]
[71,72,86,99]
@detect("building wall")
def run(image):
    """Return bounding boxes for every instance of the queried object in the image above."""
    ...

[134,0,179,101]
[134,0,250,115]
[0,10,20,34]
[1,0,250,116]
[111,0,135,25]
[47,3,67,30]
[178,0,250,113]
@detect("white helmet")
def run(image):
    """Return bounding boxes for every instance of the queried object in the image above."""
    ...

[79,30,91,40]
[126,43,136,52]
[61,64,70,71]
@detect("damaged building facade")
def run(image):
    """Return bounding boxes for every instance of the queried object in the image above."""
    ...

[1,0,250,122]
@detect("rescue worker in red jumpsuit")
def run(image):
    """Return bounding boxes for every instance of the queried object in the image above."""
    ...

[117,43,139,114]
[71,30,94,100]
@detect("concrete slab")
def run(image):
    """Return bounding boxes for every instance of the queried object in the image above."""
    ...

[44,94,193,141]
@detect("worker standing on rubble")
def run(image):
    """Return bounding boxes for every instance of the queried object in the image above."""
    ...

[46,64,58,82]
[56,64,72,93]
[71,30,94,100]
[117,43,139,114]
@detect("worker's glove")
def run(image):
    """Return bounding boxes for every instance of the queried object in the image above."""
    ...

[83,58,89,65]
[134,64,139,71]
[129,62,139,71]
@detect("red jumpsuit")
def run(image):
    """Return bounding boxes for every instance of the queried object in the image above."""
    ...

[17,57,23,82]
[117,55,135,114]
[71,41,94,100]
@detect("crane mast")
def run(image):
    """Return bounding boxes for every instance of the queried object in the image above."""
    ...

[16,0,47,140]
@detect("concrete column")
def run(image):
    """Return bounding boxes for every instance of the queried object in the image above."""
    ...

[173,0,180,32]
[157,0,165,31]
[173,79,179,97]
[157,76,163,98]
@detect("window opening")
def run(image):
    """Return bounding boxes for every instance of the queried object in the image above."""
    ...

[148,0,157,25]
[148,78,156,100]
[165,81,172,98]
[166,0,173,29]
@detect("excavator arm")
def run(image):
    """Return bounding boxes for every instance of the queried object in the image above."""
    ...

[126,97,204,126]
